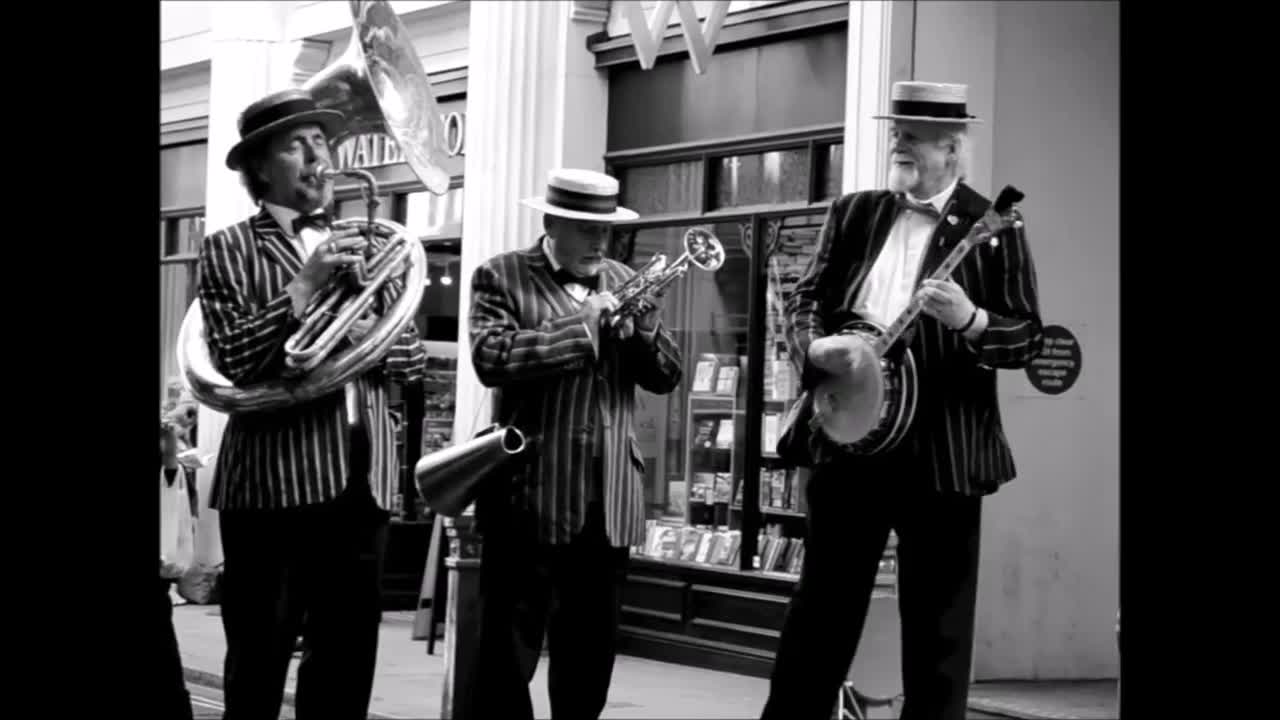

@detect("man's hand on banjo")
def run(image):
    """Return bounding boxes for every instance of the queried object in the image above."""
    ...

[809,334,877,377]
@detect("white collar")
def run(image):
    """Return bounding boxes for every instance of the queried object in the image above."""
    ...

[906,176,960,214]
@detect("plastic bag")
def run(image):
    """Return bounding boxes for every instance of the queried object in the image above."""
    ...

[160,468,195,579]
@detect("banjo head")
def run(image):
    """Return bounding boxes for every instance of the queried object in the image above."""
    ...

[813,319,915,451]
[812,324,886,445]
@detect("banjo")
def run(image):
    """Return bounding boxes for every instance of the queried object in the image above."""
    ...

[778,185,1026,463]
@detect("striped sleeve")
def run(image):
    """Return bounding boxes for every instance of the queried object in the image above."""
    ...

[785,192,859,390]
[197,226,299,384]
[968,216,1044,368]
[470,262,596,386]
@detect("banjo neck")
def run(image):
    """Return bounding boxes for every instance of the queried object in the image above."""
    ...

[869,230,979,358]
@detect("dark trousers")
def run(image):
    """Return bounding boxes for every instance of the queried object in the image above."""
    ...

[218,486,389,720]
[160,577,194,720]
[468,500,631,720]
[761,456,983,720]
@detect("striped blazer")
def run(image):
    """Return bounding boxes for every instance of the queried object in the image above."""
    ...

[469,239,683,548]
[196,207,425,511]
[786,182,1044,495]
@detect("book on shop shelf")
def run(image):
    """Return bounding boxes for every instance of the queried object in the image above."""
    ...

[713,419,735,449]
[695,530,717,564]
[713,474,733,504]
[666,481,686,518]
[761,413,779,454]
[714,365,739,396]
[691,354,719,393]
[679,527,704,561]
[690,473,715,504]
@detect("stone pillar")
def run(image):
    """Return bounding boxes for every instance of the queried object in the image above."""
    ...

[452,0,610,444]
[842,0,914,193]
[441,2,609,717]
[191,1,316,572]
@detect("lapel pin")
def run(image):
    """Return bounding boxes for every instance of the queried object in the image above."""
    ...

[946,214,959,225]
[990,237,1000,248]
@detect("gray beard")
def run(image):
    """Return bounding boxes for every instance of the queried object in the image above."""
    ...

[887,163,917,194]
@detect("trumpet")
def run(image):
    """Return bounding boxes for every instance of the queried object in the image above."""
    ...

[606,227,725,328]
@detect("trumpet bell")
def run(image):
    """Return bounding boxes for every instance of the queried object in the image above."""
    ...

[685,227,725,271]
[177,219,427,414]
[304,0,451,195]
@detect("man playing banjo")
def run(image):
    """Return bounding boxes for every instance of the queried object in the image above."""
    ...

[760,81,1044,720]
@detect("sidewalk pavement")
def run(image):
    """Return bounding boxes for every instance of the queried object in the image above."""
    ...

[172,603,1117,719]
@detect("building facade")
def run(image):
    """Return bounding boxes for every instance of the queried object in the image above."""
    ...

[160,0,1118,681]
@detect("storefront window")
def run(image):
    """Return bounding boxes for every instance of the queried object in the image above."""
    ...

[817,142,844,201]
[620,161,704,215]
[632,222,751,565]
[710,149,810,209]
[606,127,841,574]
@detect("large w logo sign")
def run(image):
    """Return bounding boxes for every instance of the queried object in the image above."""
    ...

[622,1,731,75]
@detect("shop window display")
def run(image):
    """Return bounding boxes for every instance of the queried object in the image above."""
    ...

[609,132,842,577]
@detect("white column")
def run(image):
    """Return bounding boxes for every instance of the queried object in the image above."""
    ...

[191,1,312,570]
[843,0,914,193]
[451,0,609,442]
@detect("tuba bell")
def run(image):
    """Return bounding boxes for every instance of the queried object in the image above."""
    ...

[177,0,450,415]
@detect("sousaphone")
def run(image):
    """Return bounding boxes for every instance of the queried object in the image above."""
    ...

[176,0,451,414]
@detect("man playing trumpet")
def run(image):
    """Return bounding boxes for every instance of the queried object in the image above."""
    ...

[465,169,683,720]
[197,88,425,719]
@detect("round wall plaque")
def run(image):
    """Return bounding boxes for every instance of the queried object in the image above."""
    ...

[1025,325,1082,395]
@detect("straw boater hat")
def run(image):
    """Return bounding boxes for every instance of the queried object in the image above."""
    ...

[520,168,639,222]
[872,81,983,124]
[225,88,346,171]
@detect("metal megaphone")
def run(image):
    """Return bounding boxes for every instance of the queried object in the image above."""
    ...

[303,0,452,195]
[415,424,529,517]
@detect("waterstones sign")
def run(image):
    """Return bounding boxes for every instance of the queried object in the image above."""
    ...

[334,110,467,171]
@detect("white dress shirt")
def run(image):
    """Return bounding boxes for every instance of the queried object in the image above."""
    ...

[853,178,959,326]
[263,201,332,260]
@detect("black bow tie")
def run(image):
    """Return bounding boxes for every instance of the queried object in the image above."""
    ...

[292,211,332,234]
[551,267,600,291]
[895,195,941,220]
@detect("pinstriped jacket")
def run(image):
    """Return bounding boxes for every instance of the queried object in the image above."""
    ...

[196,207,425,511]
[469,239,683,548]
[787,182,1044,494]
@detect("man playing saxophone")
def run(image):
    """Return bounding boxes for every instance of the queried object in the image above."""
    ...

[196,88,425,719]
[465,168,683,720]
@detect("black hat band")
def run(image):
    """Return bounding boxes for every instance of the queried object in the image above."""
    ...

[545,185,619,215]
[890,99,970,119]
